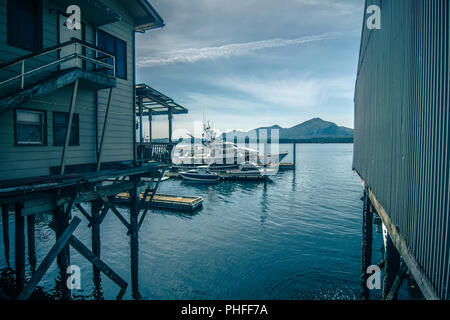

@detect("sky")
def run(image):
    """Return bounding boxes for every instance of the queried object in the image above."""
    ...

[136,0,365,139]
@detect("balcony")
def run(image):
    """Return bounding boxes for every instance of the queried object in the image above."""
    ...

[0,38,117,113]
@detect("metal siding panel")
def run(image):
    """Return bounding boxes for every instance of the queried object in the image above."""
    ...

[354,0,449,299]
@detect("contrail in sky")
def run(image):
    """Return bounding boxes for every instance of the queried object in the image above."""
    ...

[137,33,341,67]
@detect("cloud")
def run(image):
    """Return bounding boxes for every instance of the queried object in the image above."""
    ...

[215,75,355,110]
[136,33,340,67]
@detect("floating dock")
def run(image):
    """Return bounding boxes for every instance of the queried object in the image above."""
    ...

[165,171,268,181]
[115,192,203,212]
[278,163,295,170]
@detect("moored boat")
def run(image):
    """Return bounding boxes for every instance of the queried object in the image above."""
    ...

[180,168,220,183]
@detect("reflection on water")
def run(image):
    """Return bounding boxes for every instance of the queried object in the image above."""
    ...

[0,144,419,300]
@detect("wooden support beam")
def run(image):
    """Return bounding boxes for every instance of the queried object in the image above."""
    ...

[55,206,71,300]
[15,202,25,294]
[360,190,373,300]
[148,111,152,143]
[139,96,144,144]
[96,204,110,226]
[137,170,165,232]
[60,179,141,206]
[383,228,400,299]
[1,205,9,260]
[97,88,113,171]
[16,217,81,300]
[101,196,130,231]
[75,203,93,224]
[129,177,140,299]
[354,171,440,300]
[91,199,102,281]
[47,220,128,292]
[60,79,79,175]
[27,215,37,272]
[168,106,173,144]
[68,233,127,291]
[386,263,408,300]
[293,143,296,169]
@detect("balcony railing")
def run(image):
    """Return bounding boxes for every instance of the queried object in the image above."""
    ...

[0,38,116,91]
[137,142,175,164]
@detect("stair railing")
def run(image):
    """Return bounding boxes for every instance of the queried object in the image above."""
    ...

[0,38,116,90]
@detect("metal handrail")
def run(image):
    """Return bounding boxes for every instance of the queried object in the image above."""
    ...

[0,38,116,90]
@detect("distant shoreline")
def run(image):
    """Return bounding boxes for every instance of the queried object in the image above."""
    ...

[151,138,354,144]
[279,138,353,144]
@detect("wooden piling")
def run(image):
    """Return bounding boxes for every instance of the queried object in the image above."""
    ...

[18,217,81,300]
[55,206,71,300]
[383,229,400,299]
[386,262,408,300]
[91,199,102,281]
[129,177,140,299]
[360,190,373,300]
[293,143,296,169]
[234,136,238,164]
[27,215,37,272]
[2,204,9,260]
[15,202,25,294]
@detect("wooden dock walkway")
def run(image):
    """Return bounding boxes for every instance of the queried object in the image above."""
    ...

[115,192,203,212]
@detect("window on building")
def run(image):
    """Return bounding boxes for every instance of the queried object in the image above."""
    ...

[97,29,127,79]
[7,0,43,52]
[15,109,46,145]
[53,112,80,146]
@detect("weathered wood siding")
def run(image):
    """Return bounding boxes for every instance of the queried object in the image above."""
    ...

[96,0,135,164]
[0,0,137,180]
[354,0,450,299]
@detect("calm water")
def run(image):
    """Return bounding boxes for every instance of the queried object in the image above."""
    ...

[0,144,419,300]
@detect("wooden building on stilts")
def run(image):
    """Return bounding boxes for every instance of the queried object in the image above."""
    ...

[0,0,188,300]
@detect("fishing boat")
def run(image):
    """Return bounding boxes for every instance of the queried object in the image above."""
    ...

[180,167,220,183]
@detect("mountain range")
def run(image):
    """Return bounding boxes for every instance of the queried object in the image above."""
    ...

[226,118,354,143]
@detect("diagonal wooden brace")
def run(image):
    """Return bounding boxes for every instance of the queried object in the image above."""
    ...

[75,203,92,224]
[16,217,81,300]
[386,262,408,300]
[47,222,128,291]
[101,196,130,231]
[136,169,166,233]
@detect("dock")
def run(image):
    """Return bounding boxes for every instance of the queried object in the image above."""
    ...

[165,171,268,181]
[115,192,203,212]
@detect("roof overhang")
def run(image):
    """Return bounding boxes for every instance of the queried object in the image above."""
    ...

[53,0,164,31]
[133,0,165,32]
[53,0,122,27]
[136,84,188,116]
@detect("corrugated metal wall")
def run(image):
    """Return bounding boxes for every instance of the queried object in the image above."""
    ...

[354,0,450,299]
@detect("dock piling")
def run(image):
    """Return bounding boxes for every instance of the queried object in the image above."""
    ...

[382,230,401,299]
[15,202,25,295]
[130,177,141,299]
[26,215,37,272]
[360,190,373,300]
[91,199,102,284]
[55,205,71,300]
[1,204,9,262]
[293,143,296,169]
